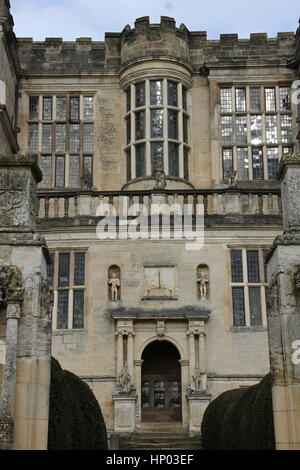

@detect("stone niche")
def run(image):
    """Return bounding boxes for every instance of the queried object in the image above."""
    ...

[108,265,121,301]
[197,264,209,300]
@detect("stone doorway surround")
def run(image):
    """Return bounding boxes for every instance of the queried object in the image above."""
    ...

[110,309,211,434]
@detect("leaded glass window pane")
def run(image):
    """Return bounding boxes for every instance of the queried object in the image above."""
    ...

[250,88,261,112]
[142,381,150,409]
[126,149,131,181]
[236,115,247,144]
[135,143,146,178]
[83,155,93,180]
[263,249,269,283]
[154,381,165,409]
[220,88,232,112]
[252,147,264,180]
[56,96,67,120]
[222,148,233,179]
[69,124,80,152]
[135,111,145,140]
[265,115,278,144]
[69,155,80,187]
[126,116,131,144]
[182,86,188,111]
[247,250,260,283]
[57,290,69,329]
[267,147,279,180]
[28,124,38,152]
[168,110,178,139]
[55,155,65,187]
[83,97,93,120]
[279,87,291,111]
[42,124,52,152]
[281,115,293,143]
[184,148,189,180]
[29,96,39,120]
[70,96,80,120]
[221,116,232,145]
[151,142,164,172]
[40,155,52,188]
[74,253,85,286]
[55,124,66,152]
[250,115,262,144]
[232,287,245,326]
[168,142,179,177]
[58,253,70,287]
[231,250,243,282]
[235,88,246,112]
[73,290,84,329]
[249,287,262,326]
[43,97,52,120]
[83,124,93,152]
[169,381,181,409]
[47,253,54,288]
[151,109,163,138]
[167,81,178,107]
[135,82,145,107]
[183,115,188,143]
[126,87,131,112]
[237,148,249,180]
[283,146,293,155]
[265,88,276,111]
[150,80,163,105]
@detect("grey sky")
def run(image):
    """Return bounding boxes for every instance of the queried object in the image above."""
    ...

[10,0,300,41]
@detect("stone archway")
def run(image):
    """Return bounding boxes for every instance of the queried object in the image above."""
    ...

[141,340,182,422]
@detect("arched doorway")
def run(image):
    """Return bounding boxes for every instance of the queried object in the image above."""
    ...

[141,340,182,422]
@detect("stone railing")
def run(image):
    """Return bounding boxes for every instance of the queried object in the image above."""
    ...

[37,188,282,220]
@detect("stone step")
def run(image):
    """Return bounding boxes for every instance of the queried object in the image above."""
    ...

[118,432,201,450]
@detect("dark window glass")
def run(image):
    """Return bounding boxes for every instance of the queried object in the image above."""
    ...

[154,381,165,409]
[168,110,178,139]
[83,155,93,182]
[279,87,291,111]
[40,155,52,188]
[222,148,233,179]
[83,124,93,152]
[74,252,85,286]
[135,82,145,107]
[151,142,164,172]
[126,149,131,181]
[28,124,39,152]
[168,143,179,177]
[126,116,131,144]
[150,80,163,105]
[135,143,146,178]
[183,115,188,143]
[126,87,131,112]
[263,249,269,283]
[169,381,181,409]
[247,250,260,283]
[42,124,52,153]
[55,124,66,152]
[135,111,145,140]
[141,381,150,409]
[56,96,67,120]
[58,253,70,287]
[151,109,163,138]
[182,86,188,111]
[235,88,246,112]
[250,88,261,112]
[73,290,84,329]
[232,287,245,326]
[70,96,80,120]
[47,253,54,287]
[168,81,178,107]
[267,148,279,180]
[231,250,243,282]
[55,155,65,187]
[252,147,264,180]
[29,96,39,120]
[69,155,80,188]
[184,148,189,180]
[249,287,262,325]
[57,290,69,329]
[43,97,52,120]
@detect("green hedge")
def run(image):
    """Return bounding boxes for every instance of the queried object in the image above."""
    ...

[48,357,107,450]
[201,373,275,450]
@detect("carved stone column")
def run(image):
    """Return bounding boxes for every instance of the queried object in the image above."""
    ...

[116,332,123,376]
[198,324,207,390]
[187,330,195,384]
[127,332,135,381]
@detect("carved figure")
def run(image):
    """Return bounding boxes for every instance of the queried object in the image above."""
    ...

[154,169,167,190]
[197,271,209,300]
[108,272,121,301]
[117,363,131,393]
[225,168,237,186]
[191,368,202,392]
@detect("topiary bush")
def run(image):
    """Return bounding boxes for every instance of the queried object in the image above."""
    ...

[48,357,107,450]
[201,373,275,450]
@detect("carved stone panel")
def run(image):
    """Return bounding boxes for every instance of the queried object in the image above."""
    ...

[142,266,176,299]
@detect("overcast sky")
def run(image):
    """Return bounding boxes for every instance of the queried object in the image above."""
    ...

[10,0,300,41]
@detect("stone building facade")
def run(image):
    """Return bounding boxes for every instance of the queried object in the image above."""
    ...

[1,0,300,441]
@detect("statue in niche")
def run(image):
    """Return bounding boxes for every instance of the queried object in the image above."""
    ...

[108,272,121,301]
[117,363,131,393]
[197,270,209,300]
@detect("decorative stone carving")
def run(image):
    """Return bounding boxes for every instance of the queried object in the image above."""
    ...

[191,368,202,392]
[108,265,121,301]
[294,268,300,290]
[80,164,93,189]
[225,168,237,186]
[143,266,176,298]
[156,320,165,338]
[153,169,167,190]
[197,265,209,300]
[117,363,131,393]
[0,265,24,308]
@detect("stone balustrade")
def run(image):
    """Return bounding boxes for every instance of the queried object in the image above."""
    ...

[37,188,281,221]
